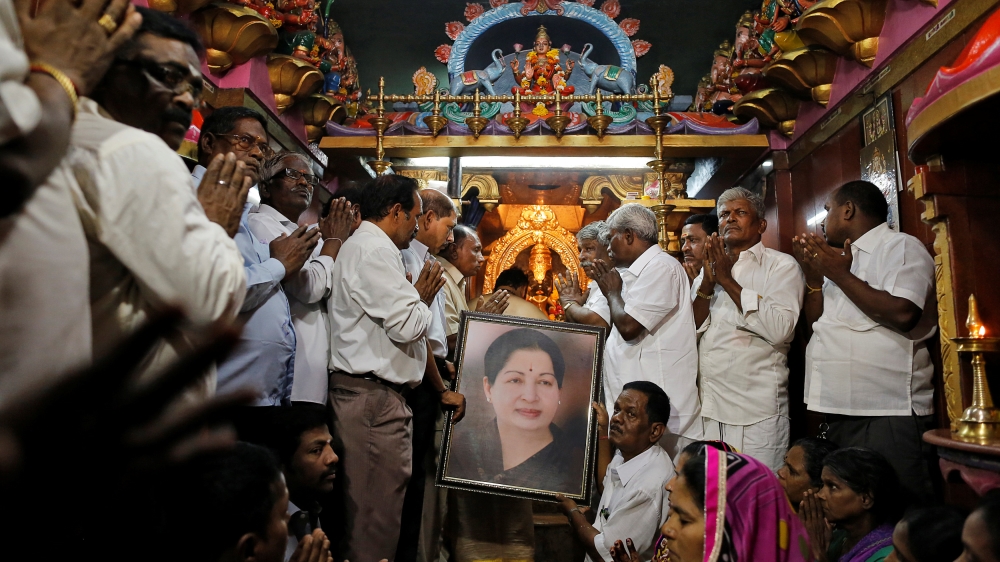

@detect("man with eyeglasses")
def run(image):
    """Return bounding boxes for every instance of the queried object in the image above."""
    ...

[50,7,249,400]
[196,108,320,414]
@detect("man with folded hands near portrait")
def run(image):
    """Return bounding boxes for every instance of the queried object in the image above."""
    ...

[557,382,675,562]
[584,204,702,457]
[326,174,456,562]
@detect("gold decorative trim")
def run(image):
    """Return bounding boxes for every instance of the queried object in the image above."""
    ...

[909,173,962,429]
[483,205,585,294]
[396,168,448,189]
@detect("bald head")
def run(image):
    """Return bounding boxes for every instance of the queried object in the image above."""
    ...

[415,189,458,253]
[419,189,456,220]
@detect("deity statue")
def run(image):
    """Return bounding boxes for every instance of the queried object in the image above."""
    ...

[707,40,739,109]
[733,11,766,71]
[319,15,360,108]
[510,26,575,96]
[753,0,814,62]
[732,11,768,95]
[691,74,712,112]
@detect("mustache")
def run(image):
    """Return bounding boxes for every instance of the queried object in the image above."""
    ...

[163,106,192,130]
[322,466,337,479]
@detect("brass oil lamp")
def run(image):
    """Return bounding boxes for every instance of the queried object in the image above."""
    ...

[953,294,1000,444]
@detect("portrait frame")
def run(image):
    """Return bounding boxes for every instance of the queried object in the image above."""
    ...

[436,311,605,504]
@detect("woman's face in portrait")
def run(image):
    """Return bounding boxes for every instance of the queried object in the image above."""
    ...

[483,348,561,433]
[661,475,705,562]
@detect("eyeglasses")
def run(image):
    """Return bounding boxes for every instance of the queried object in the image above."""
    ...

[216,134,275,158]
[118,57,203,99]
[276,168,320,187]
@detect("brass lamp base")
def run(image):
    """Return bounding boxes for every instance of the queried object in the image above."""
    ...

[465,116,490,138]
[955,412,1000,445]
[545,114,571,138]
[370,160,392,175]
[588,114,612,139]
[423,114,448,137]
[953,335,1000,445]
[505,115,530,139]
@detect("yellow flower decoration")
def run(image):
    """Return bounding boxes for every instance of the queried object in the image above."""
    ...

[532,102,549,116]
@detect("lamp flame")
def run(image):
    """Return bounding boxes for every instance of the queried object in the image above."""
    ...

[967,294,987,339]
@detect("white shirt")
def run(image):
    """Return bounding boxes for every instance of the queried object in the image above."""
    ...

[248,204,335,404]
[590,446,674,562]
[0,155,91,400]
[66,98,246,396]
[401,238,448,358]
[0,3,88,397]
[327,221,432,385]
[436,256,468,337]
[805,223,937,416]
[584,280,611,325]
[0,0,41,145]
[696,242,804,425]
[604,245,702,441]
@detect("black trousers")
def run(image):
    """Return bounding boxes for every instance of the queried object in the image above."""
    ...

[823,412,938,506]
[395,371,446,562]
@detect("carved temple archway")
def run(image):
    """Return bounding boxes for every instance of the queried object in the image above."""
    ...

[483,205,587,294]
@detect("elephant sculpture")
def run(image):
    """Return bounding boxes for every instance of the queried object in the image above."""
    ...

[449,48,506,96]
[578,43,636,95]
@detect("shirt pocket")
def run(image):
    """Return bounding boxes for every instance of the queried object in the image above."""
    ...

[832,294,879,332]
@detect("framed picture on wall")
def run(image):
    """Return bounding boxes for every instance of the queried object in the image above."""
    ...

[861,95,901,231]
[437,311,605,503]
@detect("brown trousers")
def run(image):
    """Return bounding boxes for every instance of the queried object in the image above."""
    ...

[329,373,413,562]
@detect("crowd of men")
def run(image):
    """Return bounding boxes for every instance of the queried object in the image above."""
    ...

[2,3,997,562]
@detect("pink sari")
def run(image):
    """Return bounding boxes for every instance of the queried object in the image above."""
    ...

[703,448,811,562]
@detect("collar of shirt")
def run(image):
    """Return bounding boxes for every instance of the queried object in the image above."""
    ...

[736,240,766,265]
[408,238,431,262]
[850,222,890,256]
[610,446,657,488]
[356,220,400,251]
[626,244,663,279]
[257,203,295,228]
[190,163,261,209]
[440,258,465,285]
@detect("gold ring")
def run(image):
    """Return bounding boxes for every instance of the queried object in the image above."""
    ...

[98,14,118,35]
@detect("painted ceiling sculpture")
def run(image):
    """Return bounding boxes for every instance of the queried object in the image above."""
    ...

[326,0,760,138]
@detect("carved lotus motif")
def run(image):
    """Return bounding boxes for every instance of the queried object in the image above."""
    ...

[619,18,640,37]
[147,0,213,14]
[600,0,621,19]
[412,67,438,96]
[300,94,345,142]
[796,0,888,66]
[732,87,800,133]
[445,21,465,41]
[435,44,452,63]
[191,3,278,74]
[632,39,652,57]
[763,47,839,104]
[465,3,485,21]
[266,54,324,114]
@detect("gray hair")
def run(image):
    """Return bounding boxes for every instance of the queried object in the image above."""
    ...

[606,204,658,244]
[262,150,312,184]
[717,187,765,220]
[577,220,606,243]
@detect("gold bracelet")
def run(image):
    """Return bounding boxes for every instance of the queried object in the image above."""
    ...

[29,62,79,122]
[806,284,822,294]
[696,289,713,300]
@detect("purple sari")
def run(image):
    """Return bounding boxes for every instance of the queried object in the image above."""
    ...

[838,523,894,562]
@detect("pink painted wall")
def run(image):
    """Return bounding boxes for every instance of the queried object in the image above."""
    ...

[779,0,957,146]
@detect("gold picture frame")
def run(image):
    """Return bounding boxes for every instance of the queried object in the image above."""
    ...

[437,311,605,503]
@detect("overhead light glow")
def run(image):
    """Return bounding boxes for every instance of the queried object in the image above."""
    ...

[807,210,828,226]
[405,156,653,169]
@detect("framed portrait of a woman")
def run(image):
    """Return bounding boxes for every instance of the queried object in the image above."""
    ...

[437,311,605,503]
